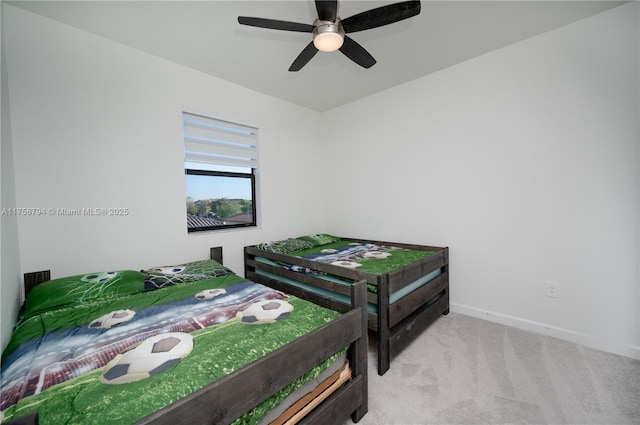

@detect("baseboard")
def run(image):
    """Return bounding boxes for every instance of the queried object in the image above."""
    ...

[450,302,640,360]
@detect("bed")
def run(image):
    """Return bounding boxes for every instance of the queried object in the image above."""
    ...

[244,235,449,376]
[1,247,368,425]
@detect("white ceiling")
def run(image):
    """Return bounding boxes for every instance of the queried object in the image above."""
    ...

[8,0,626,111]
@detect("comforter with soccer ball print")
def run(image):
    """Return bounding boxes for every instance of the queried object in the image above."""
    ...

[1,268,342,425]
[292,240,436,274]
[257,237,437,293]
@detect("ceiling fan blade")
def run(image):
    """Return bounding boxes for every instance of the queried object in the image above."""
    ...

[238,16,314,32]
[341,0,421,33]
[289,42,319,71]
[315,0,338,22]
[339,36,376,69]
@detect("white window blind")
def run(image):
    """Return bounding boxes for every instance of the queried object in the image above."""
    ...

[183,112,258,169]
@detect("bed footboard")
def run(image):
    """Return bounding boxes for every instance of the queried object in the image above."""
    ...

[138,279,368,425]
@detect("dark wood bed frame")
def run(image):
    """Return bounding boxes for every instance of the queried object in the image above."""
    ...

[8,247,368,425]
[244,237,449,376]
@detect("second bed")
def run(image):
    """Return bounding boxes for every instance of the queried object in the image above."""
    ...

[244,234,449,375]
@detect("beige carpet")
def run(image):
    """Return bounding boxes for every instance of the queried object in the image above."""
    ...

[345,312,639,425]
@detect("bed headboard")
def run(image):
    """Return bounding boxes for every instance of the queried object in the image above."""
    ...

[22,247,224,297]
[23,270,50,297]
[210,246,223,264]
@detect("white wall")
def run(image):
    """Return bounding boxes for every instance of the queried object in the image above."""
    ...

[1,5,23,351]
[321,2,639,359]
[2,4,325,305]
[2,2,638,360]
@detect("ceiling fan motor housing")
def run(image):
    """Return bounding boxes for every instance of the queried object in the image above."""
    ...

[312,19,345,51]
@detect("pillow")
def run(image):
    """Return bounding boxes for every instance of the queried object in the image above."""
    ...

[256,238,314,254]
[24,270,146,316]
[142,259,234,290]
[296,233,340,247]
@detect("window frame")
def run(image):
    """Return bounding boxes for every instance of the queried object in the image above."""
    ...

[185,169,257,233]
[183,111,259,234]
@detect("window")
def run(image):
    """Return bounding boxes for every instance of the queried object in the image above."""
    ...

[183,112,258,233]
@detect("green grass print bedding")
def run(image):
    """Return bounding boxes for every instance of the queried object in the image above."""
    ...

[1,272,342,425]
[292,240,436,275]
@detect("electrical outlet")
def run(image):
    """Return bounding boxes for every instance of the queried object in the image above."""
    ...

[545,281,559,298]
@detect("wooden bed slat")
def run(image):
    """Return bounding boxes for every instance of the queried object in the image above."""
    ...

[388,272,449,328]
[245,248,381,287]
[388,290,450,358]
[246,256,379,307]
[387,249,448,294]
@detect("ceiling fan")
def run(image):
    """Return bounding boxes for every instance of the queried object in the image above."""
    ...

[238,1,421,71]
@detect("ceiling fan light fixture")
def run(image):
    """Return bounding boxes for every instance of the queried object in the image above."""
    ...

[312,20,344,52]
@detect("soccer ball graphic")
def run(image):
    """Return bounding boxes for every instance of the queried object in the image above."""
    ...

[236,300,294,324]
[89,309,136,329]
[148,265,186,275]
[330,260,362,269]
[195,288,227,300]
[100,332,194,384]
[81,271,118,284]
[363,251,391,259]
